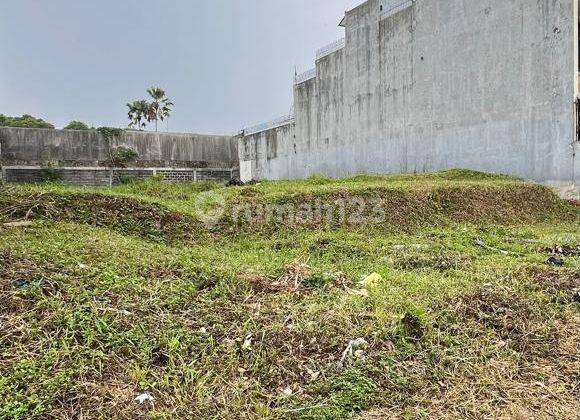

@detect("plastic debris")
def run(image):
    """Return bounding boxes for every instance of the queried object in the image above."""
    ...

[242,334,253,351]
[474,238,511,255]
[12,279,31,289]
[3,221,34,228]
[547,256,565,267]
[361,273,383,288]
[345,286,370,297]
[339,338,369,367]
[135,393,154,404]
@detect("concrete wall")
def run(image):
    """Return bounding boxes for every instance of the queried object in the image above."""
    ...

[239,122,296,181]
[0,127,238,168]
[241,0,579,194]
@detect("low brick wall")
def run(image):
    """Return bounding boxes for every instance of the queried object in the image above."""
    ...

[1,166,238,186]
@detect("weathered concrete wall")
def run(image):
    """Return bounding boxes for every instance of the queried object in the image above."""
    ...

[0,127,238,168]
[241,0,579,194]
[239,122,296,181]
[116,131,238,168]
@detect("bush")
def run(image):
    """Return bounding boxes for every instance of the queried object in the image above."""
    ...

[0,114,54,129]
[64,121,90,130]
[109,146,138,167]
[97,127,124,140]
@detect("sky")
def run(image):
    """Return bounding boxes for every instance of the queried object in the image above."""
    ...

[0,0,362,134]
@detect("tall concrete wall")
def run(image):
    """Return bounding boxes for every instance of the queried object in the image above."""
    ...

[241,0,579,194]
[0,127,238,168]
[239,122,296,181]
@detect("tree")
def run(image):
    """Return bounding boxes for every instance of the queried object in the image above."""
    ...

[0,114,54,129]
[146,87,174,132]
[64,120,90,130]
[126,100,149,130]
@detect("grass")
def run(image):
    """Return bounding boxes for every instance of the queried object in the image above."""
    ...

[0,170,578,419]
[0,169,544,216]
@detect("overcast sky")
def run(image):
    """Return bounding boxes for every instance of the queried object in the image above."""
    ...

[0,0,362,134]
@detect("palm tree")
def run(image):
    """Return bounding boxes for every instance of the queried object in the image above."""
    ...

[146,87,174,132]
[127,100,149,130]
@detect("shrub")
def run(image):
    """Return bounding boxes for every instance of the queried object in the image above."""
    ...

[64,121,90,130]
[97,127,124,140]
[109,146,138,167]
[0,114,54,129]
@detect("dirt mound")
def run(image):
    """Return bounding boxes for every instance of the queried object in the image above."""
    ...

[0,192,204,243]
[227,183,575,233]
[0,182,575,242]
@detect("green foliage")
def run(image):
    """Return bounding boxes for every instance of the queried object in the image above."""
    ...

[303,369,378,418]
[126,100,149,130]
[0,358,73,419]
[39,162,62,183]
[40,168,62,183]
[97,126,124,140]
[97,127,127,167]
[146,87,174,132]
[117,174,140,185]
[109,146,138,167]
[64,121,90,130]
[0,114,54,129]
[396,305,429,340]
[304,175,334,185]
[126,87,174,131]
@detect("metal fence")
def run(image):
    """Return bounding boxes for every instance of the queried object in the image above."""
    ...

[294,68,317,85]
[316,38,346,60]
[243,115,295,136]
[380,0,414,20]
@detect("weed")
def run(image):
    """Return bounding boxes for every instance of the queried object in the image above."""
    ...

[0,172,578,418]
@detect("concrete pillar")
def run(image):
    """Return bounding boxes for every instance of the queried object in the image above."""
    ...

[575,0,579,98]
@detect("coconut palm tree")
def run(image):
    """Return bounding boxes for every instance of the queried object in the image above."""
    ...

[127,100,149,130]
[146,87,174,132]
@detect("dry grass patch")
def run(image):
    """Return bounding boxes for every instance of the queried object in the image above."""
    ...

[357,286,580,419]
[528,268,580,304]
